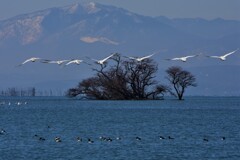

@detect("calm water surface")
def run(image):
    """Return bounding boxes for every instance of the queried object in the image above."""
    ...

[0,97,240,160]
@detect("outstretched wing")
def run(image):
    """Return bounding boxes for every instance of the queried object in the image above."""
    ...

[65,60,75,65]
[58,60,72,65]
[124,56,137,60]
[139,53,155,61]
[185,55,198,59]
[222,49,238,58]
[101,53,116,62]
[21,59,32,65]
[66,60,83,65]
[171,57,182,61]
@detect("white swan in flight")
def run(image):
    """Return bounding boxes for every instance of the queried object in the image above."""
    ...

[65,59,84,65]
[42,59,71,65]
[125,53,156,62]
[17,57,42,66]
[91,53,116,65]
[207,49,238,61]
[166,54,199,62]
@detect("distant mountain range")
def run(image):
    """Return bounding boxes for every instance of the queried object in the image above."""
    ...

[0,2,239,96]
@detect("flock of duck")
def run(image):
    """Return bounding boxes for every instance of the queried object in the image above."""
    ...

[0,127,226,144]
[17,49,239,67]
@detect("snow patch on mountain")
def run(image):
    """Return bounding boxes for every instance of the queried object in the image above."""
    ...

[19,16,44,44]
[0,16,44,44]
[67,3,80,14]
[80,36,119,45]
[84,2,101,14]
[65,2,101,14]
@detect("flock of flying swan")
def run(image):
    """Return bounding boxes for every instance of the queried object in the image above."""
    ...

[17,53,117,67]
[17,49,239,67]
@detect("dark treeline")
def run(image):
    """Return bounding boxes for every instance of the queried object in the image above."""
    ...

[0,87,64,97]
[0,87,36,97]
[67,54,197,100]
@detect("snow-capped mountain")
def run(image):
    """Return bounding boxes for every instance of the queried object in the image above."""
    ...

[0,2,239,96]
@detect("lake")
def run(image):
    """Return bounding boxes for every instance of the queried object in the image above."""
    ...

[0,97,240,160]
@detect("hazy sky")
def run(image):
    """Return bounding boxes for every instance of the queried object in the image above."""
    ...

[0,0,239,20]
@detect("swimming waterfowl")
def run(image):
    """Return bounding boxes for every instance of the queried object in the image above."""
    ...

[116,137,121,140]
[99,136,106,141]
[0,129,6,134]
[106,137,113,142]
[55,137,62,142]
[76,137,82,142]
[88,138,94,143]
[136,136,141,141]
[203,138,208,142]
[39,137,46,141]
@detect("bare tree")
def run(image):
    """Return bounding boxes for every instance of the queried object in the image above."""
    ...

[123,58,160,99]
[166,66,197,100]
[67,54,167,100]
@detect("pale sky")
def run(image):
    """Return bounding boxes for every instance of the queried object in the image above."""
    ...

[0,0,239,20]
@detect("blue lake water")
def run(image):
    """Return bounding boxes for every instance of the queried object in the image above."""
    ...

[0,97,240,160]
